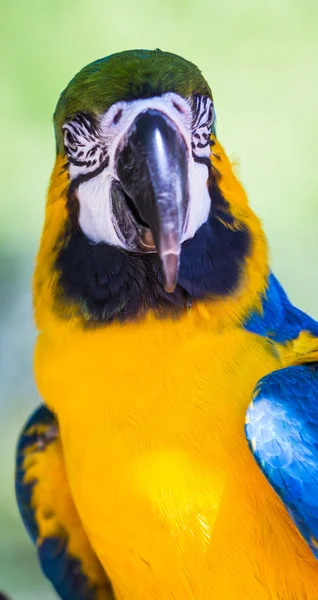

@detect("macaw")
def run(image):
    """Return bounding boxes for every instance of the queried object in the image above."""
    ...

[15,49,318,600]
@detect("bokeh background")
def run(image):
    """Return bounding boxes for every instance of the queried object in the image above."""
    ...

[1,0,318,597]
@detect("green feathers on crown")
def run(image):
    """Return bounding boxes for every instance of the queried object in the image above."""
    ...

[54,49,212,153]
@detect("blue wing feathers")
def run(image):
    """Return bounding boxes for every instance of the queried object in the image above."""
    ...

[245,364,318,558]
[244,273,318,343]
[15,404,56,541]
[15,404,113,600]
[40,538,97,600]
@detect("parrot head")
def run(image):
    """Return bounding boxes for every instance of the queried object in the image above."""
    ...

[35,49,267,325]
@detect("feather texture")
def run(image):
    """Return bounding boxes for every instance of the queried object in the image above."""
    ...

[245,364,318,559]
[15,405,114,600]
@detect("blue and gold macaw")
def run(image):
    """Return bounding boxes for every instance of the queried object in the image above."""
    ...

[16,49,318,599]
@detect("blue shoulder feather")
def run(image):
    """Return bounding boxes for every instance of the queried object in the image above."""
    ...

[245,364,318,558]
[244,273,318,558]
[244,272,318,343]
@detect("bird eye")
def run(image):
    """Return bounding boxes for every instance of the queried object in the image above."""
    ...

[172,101,184,114]
[64,129,77,152]
[112,109,123,125]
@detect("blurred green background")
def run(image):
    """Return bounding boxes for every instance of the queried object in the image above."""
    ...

[1,0,318,597]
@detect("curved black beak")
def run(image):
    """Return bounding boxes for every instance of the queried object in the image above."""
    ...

[116,109,189,293]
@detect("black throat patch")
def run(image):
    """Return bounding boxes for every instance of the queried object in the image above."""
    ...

[55,159,251,324]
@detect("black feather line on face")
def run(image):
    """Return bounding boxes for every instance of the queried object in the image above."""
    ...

[54,154,251,325]
[66,157,110,232]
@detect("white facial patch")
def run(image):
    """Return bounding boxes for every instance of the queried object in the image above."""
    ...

[63,114,108,178]
[63,93,214,249]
